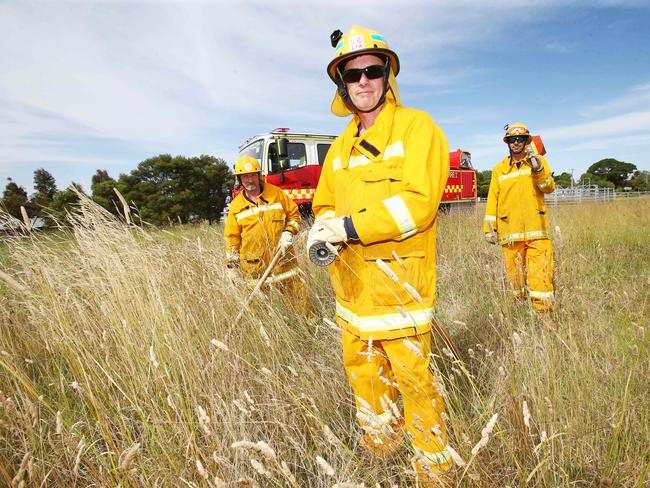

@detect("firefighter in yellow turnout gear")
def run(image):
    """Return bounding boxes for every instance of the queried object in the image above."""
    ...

[483,123,556,312]
[224,156,309,313]
[309,25,453,484]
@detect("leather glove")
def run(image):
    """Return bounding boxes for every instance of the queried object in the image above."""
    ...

[307,216,348,253]
[226,265,242,284]
[225,251,240,268]
[279,230,293,253]
[526,146,542,172]
[484,231,498,245]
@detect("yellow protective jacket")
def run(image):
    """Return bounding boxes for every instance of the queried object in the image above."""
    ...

[312,99,450,340]
[483,155,555,245]
[224,183,301,280]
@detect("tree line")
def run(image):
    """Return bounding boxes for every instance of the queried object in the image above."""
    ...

[1,154,234,228]
[477,158,648,198]
[2,155,646,225]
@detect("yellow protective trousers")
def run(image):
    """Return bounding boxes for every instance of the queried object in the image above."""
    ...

[243,263,312,318]
[342,329,452,471]
[502,238,554,311]
[269,272,312,318]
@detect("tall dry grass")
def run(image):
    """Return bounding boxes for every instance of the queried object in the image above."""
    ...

[0,197,648,487]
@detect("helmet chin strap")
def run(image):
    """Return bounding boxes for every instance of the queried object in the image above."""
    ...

[336,59,390,114]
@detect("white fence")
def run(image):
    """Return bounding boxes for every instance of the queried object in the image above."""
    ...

[545,185,650,205]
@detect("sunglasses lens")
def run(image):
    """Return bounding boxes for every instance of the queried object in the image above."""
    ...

[341,65,386,83]
[364,65,386,79]
[342,69,362,83]
[508,136,526,144]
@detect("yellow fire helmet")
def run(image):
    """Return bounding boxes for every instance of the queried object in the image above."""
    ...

[327,25,402,117]
[503,122,532,143]
[234,156,261,175]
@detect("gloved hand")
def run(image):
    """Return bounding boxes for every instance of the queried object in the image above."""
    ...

[526,146,542,172]
[225,251,240,268]
[225,265,242,284]
[307,216,348,253]
[279,230,293,253]
[484,231,498,245]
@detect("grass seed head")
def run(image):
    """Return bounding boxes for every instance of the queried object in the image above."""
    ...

[403,281,423,302]
[315,455,335,476]
[211,339,229,352]
[522,400,531,429]
[118,442,141,473]
[196,459,209,479]
[376,259,399,282]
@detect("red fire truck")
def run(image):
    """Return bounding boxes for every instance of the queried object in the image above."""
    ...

[233,128,476,213]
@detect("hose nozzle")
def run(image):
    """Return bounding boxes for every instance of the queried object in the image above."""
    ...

[308,241,337,267]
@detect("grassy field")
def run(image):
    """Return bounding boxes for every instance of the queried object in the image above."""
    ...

[0,198,648,487]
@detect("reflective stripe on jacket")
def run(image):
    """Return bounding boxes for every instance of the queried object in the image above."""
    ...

[224,182,300,277]
[483,155,555,245]
[313,99,449,340]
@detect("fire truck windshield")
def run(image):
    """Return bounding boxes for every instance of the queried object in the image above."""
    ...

[239,140,263,164]
[268,141,307,174]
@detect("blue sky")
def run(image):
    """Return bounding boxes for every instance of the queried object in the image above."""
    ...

[1,1,649,194]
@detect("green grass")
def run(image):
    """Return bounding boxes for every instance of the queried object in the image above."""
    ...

[0,197,648,487]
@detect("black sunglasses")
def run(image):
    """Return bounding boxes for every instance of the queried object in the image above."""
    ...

[507,135,528,144]
[341,64,387,83]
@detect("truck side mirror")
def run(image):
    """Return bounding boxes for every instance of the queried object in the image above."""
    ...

[278,138,289,159]
[278,137,289,183]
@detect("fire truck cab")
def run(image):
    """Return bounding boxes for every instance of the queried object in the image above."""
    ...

[237,128,334,212]
[444,149,477,203]
[234,128,477,215]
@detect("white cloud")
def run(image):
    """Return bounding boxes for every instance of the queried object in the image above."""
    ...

[542,111,650,141]
[582,83,650,116]
[561,132,650,152]
[464,94,650,172]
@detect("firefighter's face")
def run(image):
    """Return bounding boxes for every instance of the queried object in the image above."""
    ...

[344,54,386,112]
[508,141,526,154]
[507,136,527,155]
[240,172,262,193]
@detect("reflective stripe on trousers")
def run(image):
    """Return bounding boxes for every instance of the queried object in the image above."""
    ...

[501,238,554,311]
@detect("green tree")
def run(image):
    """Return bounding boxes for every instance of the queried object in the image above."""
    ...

[49,183,86,224]
[33,168,58,200]
[1,178,29,219]
[477,170,492,198]
[584,158,636,188]
[116,154,233,225]
[554,172,574,188]
[29,168,58,220]
[578,173,614,189]
[628,170,650,191]
[91,169,120,215]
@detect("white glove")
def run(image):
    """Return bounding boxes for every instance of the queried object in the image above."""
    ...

[279,230,293,252]
[484,231,498,245]
[307,217,348,253]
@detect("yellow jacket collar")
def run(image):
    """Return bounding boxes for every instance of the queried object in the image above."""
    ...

[231,184,271,212]
[338,99,397,169]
